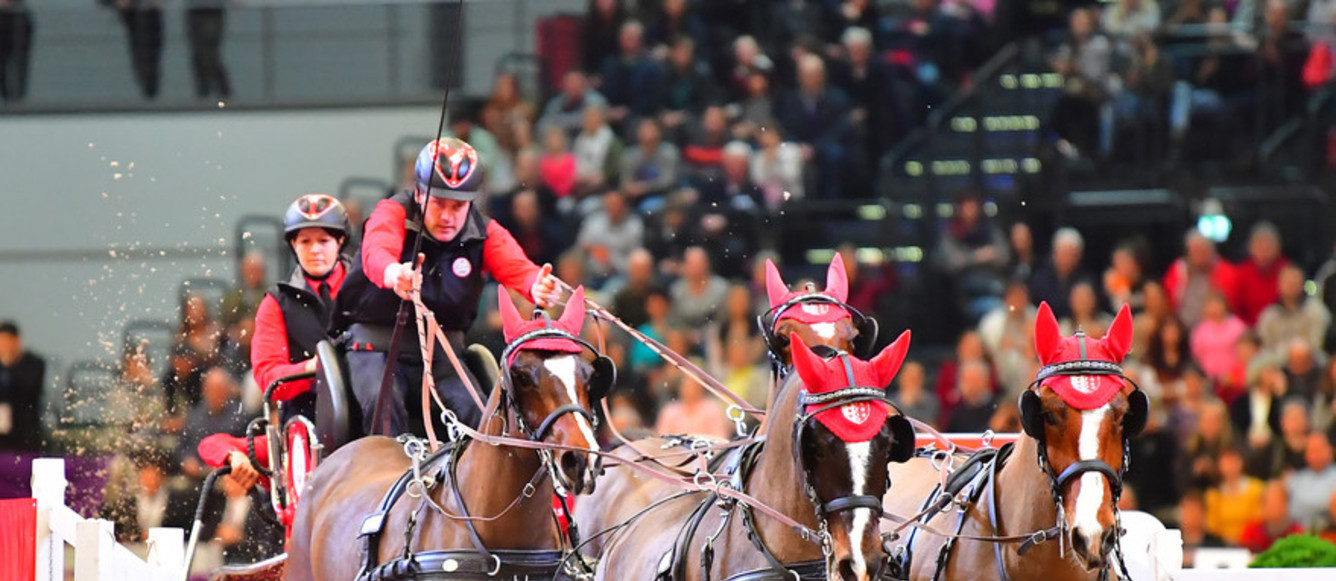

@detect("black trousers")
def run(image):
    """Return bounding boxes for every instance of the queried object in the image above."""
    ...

[187,7,229,98]
[119,8,163,99]
[0,9,33,101]
[347,338,486,439]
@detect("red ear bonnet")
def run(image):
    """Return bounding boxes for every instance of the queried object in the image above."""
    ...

[499,286,587,365]
[792,330,911,442]
[1031,301,1132,410]
[766,256,854,325]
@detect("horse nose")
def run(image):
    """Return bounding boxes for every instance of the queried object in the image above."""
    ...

[1070,526,1108,570]
[558,450,589,492]
[834,556,878,581]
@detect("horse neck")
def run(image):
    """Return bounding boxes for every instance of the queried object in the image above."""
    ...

[437,387,557,548]
[745,375,822,562]
[994,437,1093,580]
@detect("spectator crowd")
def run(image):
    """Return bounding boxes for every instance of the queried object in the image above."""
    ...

[5,0,1336,569]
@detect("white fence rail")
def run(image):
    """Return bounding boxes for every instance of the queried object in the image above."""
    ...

[31,457,186,581]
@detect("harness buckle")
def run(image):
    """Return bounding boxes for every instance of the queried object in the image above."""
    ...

[725,404,747,438]
[486,553,502,577]
[693,471,717,490]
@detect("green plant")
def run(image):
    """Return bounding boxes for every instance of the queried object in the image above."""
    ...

[1249,534,1336,568]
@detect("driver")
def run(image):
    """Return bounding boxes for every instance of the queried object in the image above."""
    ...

[331,137,560,436]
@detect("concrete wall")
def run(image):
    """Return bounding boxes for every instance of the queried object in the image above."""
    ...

[0,105,441,382]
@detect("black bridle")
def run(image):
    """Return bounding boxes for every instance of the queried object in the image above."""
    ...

[758,290,878,364]
[496,315,610,443]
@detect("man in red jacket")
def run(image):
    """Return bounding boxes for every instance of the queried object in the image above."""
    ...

[1234,222,1289,327]
[331,137,560,436]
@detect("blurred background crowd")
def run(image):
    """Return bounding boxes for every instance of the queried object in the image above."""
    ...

[4,0,1336,569]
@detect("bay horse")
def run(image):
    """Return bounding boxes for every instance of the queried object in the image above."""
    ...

[285,287,615,580]
[572,254,876,555]
[880,302,1148,581]
[595,332,917,581]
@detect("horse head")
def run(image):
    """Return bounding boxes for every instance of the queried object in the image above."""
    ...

[499,286,615,496]
[1018,302,1147,571]
[761,254,876,366]
[786,330,916,581]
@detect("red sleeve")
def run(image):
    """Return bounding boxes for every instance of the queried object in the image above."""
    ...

[483,221,541,301]
[198,433,270,468]
[362,199,409,288]
[252,295,313,401]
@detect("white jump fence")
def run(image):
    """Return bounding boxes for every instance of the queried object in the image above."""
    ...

[31,457,186,581]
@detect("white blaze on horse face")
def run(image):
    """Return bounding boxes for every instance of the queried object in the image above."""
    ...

[544,356,598,451]
[845,440,873,578]
[810,322,837,341]
[1073,403,1111,542]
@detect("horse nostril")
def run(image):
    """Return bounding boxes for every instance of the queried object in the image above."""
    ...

[836,558,858,581]
[1070,531,1089,557]
[560,451,586,477]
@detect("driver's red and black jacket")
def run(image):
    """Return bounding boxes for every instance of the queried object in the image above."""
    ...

[251,259,348,402]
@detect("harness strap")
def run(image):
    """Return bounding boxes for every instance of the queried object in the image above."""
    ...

[362,549,565,581]
[357,442,456,579]
[1055,459,1122,497]
[820,495,884,516]
[723,560,825,581]
[531,403,596,442]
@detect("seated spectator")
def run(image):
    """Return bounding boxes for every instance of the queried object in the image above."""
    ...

[576,190,644,283]
[669,246,729,329]
[1242,0,1310,136]
[934,191,1009,323]
[538,125,577,200]
[500,189,565,267]
[177,293,223,364]
[1178,492,1226,567]
[1239,481,1303,553]
[1029,227,1093,321]
[611,248,658,329]
[731,71,776,141]
[681,105,731,178]
[829,26,908,157]
[712,283,762,361]
[890,361,939,425]
[630,287,672,374]
[1007,222,1036,284]
[115,348,168,446]
[481,72,537,158]
[1236,222,1290,327]
[220,252,267,327]
[716,334,768,410]
[1163,229,1237,329]
[1287,431,1336,530]
[582,0,626,73]
[1283,338,1325,402]
[1191,290,1248,387]
[556,249,593,296]
[100,448,195,543]
[573,104,623,197]
[979,278,1037,398]
[1101,0,1161,39]
[218,316,255,383]
[1232,364,1287,449]
[176,367,249,481]
[1133,281,1171,359]
[599,20,664,121]
[655,375,731,441]
[606,390,647,441]
[1182,399,1235,492]
[1061,281,1112,338]
[659,36,719,136]
[619,118,681,211]
[1204,447,1264,544]
[723,35,774,103]
[1258,265,1332,357]
[774,54,857,199]
[445,104,504,182]
[1170,365,1216,443]
[1247,394,1312,479]
[539,71,608,136]
[750,122,805,209]
[0,320,45,452]
[1103,238,1152,314]
[1048,8,1115,158]
[647,0,710,62]
[822,0,879,46]
[837,243,898,321]
[1141,316,1194,405]
[934,330,999,424]
[1221,332,1264,404]
[945,361,998,432]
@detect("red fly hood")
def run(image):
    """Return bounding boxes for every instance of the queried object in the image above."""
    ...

[765,254,853,325]
[499,286,588,365]
[1033,302,1135,410]
[790,330,911,442]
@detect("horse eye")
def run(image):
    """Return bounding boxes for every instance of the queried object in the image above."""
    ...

[1043,410,1061,425]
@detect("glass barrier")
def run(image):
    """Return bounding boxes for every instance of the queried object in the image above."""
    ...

[0,0,568,112]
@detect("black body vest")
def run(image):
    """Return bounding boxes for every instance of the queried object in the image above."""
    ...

[331,191,490,336]
[268,261,346,362]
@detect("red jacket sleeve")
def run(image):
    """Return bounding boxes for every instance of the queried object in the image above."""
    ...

[251,295,312,401]
[483,221,541,301]
[362,199,409,288]
[198,433,270,468]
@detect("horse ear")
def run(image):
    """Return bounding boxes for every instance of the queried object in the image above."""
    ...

[765,260,789,308]
[825,253,849,303]
[1102,304,1134,362]
[558,286,587,335]
[1034,302,1063,365]
[871,329,911,388]
[499,288,524,344]
[789,332,826,389]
